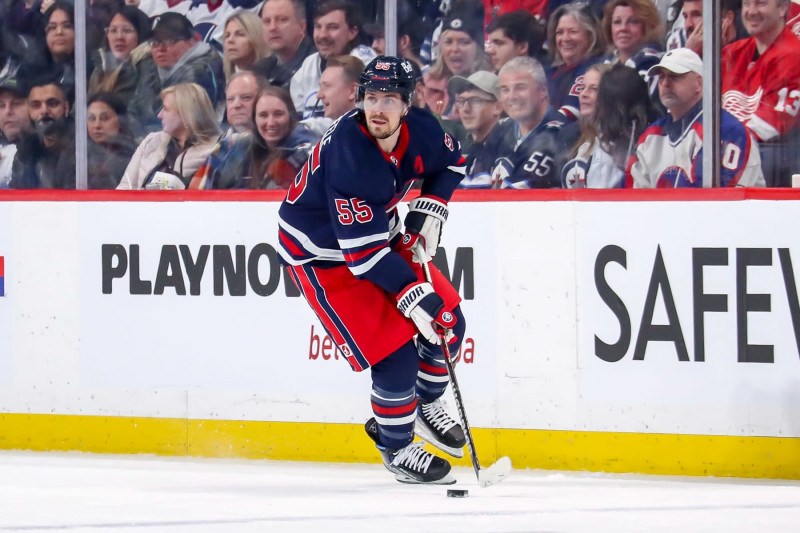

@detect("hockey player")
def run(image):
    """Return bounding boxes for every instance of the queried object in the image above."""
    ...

[629,49,765,188]
[278,56,468,484]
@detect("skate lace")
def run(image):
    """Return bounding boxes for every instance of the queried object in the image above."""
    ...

[421,399,457,433]
[392,442,434,473]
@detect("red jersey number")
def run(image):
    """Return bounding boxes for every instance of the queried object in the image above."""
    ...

[335,198,374,225]
[286,162,309,204]
[286,142,322,204]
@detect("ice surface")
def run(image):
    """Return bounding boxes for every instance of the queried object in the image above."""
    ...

[1,451,799,532]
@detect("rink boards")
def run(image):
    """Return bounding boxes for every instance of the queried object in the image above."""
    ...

[0,188,799,479]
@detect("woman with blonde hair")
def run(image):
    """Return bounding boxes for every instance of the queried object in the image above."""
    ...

[425,2,492,118]
[546,3,606,121]
[117,83,221,189]
[601,0,664,93]
[222,11,270,83]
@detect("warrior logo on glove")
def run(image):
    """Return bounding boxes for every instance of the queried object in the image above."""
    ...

[403,196,449,263]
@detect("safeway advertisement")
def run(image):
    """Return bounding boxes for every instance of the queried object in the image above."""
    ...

[575,200,800,435]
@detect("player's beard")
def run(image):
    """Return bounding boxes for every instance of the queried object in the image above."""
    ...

[366,113,400,139]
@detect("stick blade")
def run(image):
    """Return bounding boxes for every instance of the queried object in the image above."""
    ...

[478,456,512,488]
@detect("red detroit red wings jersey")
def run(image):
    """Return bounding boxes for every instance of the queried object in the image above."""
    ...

[789,1,800,39]
[278,107,466,296]
[721,27,800,142]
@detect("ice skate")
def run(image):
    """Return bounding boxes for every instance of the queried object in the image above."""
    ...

[365,418,456,485]
[415,398,466,458]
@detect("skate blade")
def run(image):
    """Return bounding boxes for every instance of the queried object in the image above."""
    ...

[478,456,512,488]
[395,472,457,485]
[414,424,465,459]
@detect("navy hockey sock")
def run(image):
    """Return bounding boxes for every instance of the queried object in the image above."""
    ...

[370,340,420,449]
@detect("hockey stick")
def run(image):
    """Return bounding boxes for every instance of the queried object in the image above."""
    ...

[417,246,512,488]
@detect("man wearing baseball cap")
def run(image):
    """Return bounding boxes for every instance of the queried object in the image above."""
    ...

[628,48,764,188]
[137,12,224,118]
[0,75,31,187]
[448,71,503,188]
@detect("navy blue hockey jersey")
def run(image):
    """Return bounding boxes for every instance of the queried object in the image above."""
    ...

[459,122,507,188]
[278,107,466,295]
[547,56,602,121]
[490,109,566,189]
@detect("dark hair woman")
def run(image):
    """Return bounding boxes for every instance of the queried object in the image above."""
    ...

[41,2,77,93]
[86,92,138,189]
[88,6,157,131]
[561,64,658,188]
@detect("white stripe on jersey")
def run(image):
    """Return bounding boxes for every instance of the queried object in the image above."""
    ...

[278,216,345,261]
[559,105,580,120]
[388,213,402,241]
[502,178,531,189]
[338,232,390,249]
[348,247,391,276]
[447,164,467,175]
[746,115,780,142]
[277,246,306,266]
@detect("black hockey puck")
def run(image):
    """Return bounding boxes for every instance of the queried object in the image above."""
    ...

[446,489,469,498]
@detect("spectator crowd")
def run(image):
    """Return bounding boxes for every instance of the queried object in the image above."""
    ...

[2,0,799,190]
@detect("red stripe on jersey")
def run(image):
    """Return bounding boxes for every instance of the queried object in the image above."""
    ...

[390,122,410,163]
[419,361,448,376]
[559,106,578,121]
[279,230,305,257]
[290,266,364,371]
[690,121,704,183]
[343,242,386,263]
[371,399,417,416]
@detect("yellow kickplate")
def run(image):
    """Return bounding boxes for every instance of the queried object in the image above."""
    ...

[2,413,798,479]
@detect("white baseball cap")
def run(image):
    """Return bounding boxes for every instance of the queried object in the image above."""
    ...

[647,48,703,77]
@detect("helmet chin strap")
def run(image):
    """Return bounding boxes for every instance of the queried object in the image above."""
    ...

[384,104,409,138]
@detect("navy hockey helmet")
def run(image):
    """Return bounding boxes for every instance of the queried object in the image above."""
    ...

[356,56,416,105]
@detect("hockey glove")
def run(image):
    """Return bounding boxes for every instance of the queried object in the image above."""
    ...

[397,281,456,345]
[402,196,448,263]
